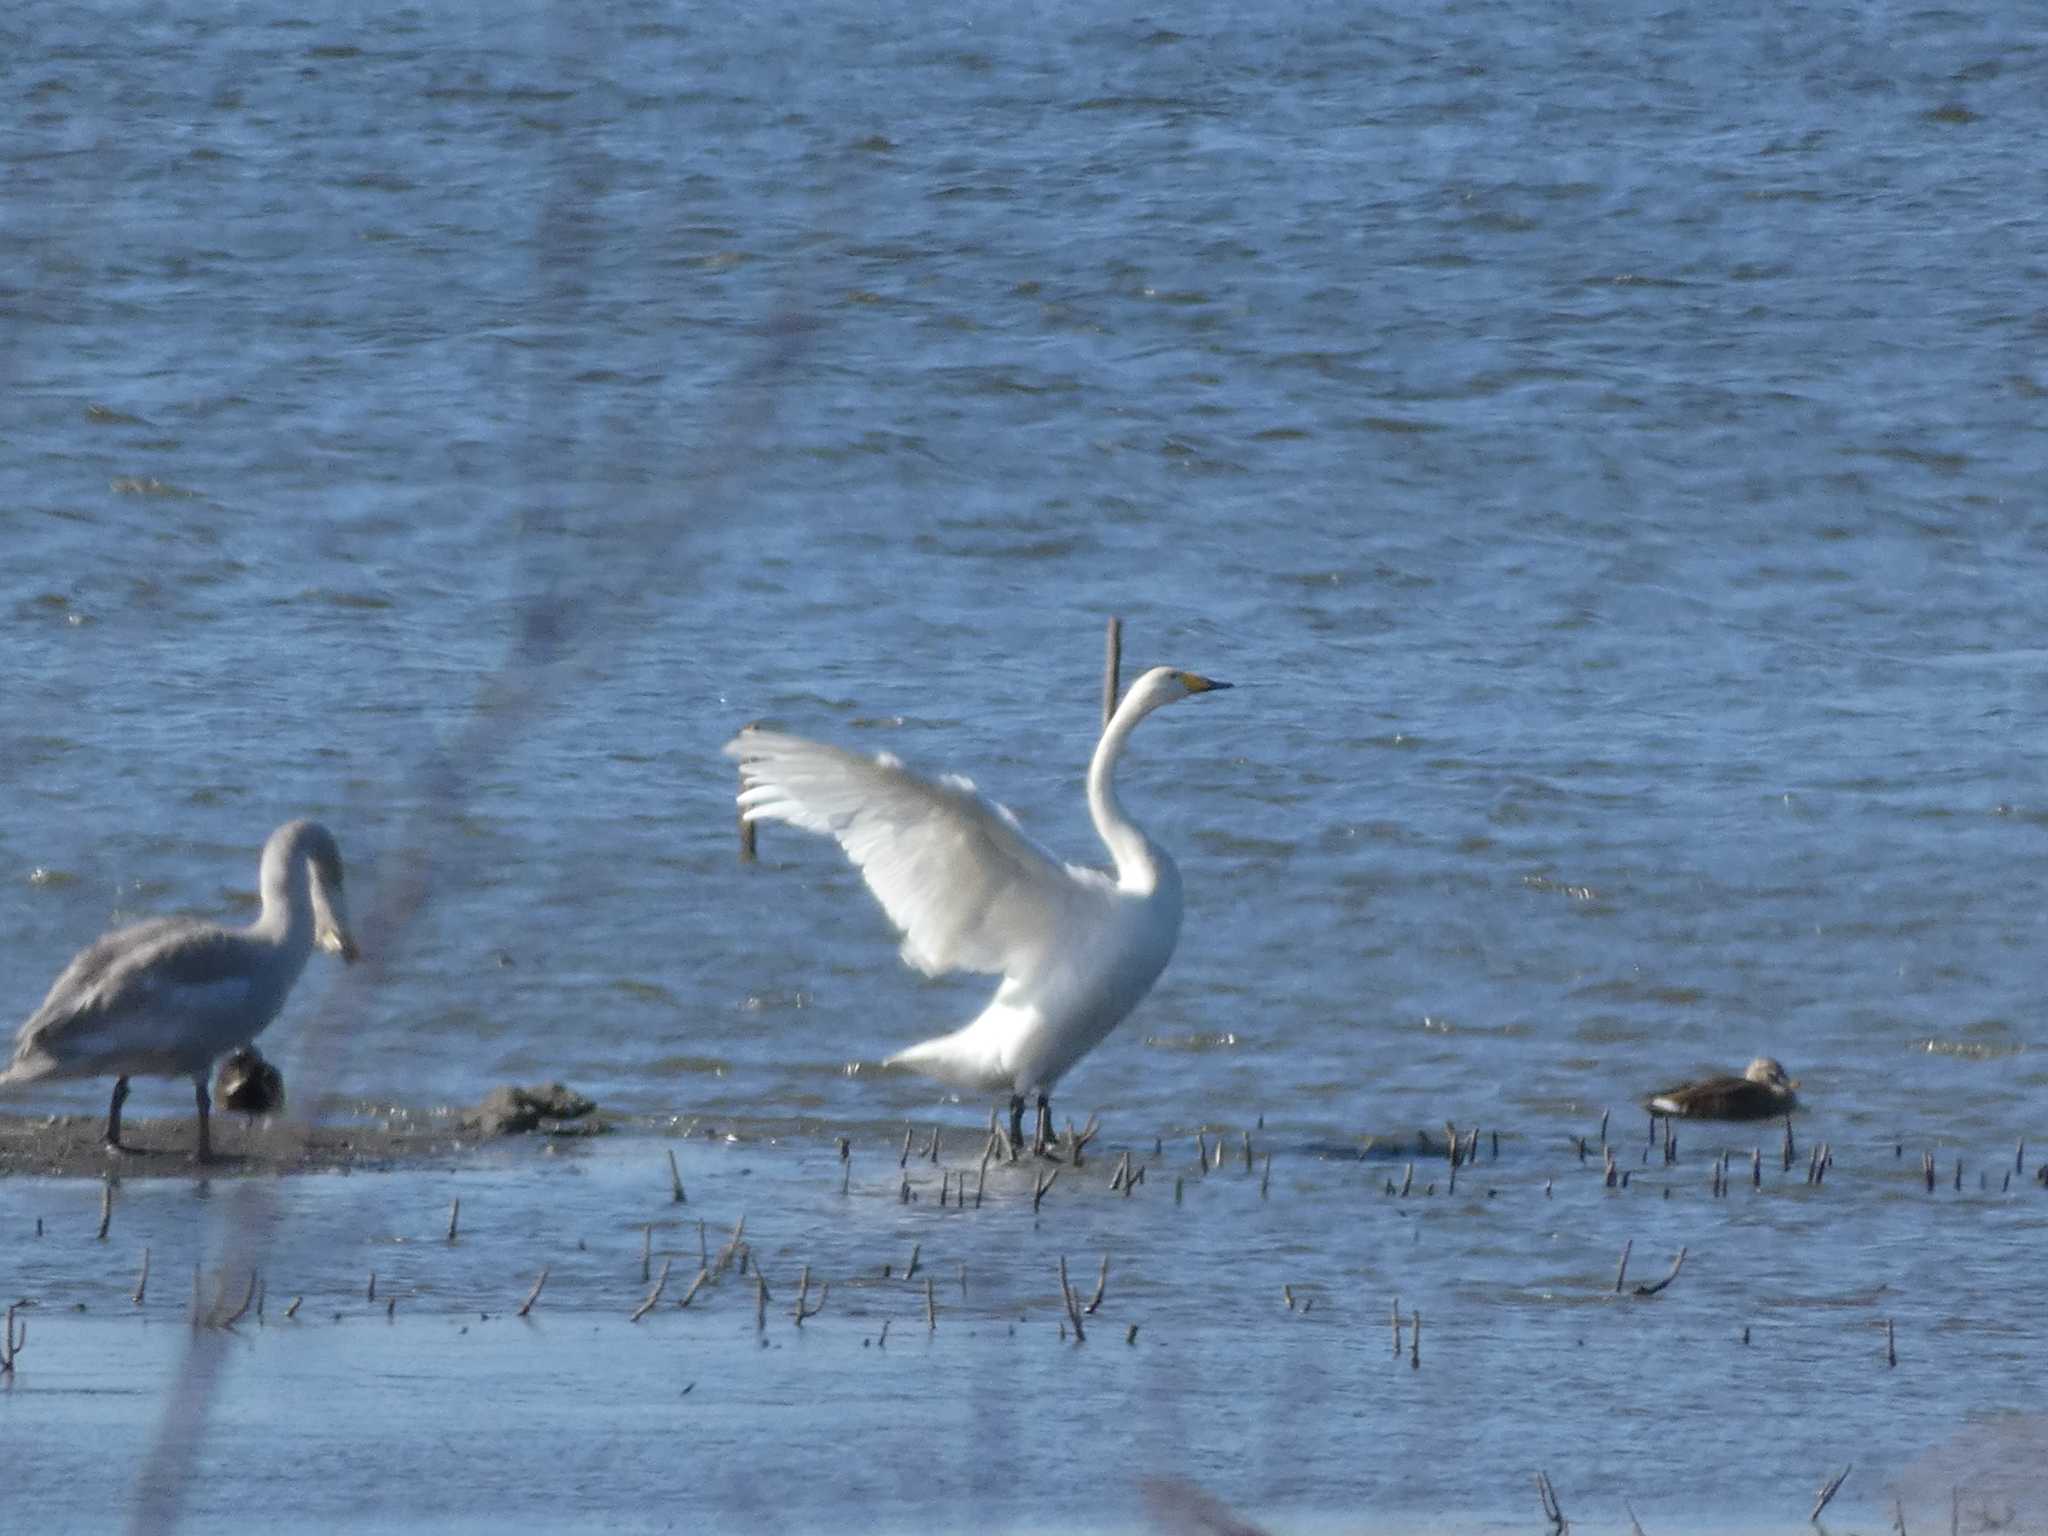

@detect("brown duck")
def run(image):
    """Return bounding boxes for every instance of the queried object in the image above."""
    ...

[1646,1057,1798,1121]
[214,1046,285,1116]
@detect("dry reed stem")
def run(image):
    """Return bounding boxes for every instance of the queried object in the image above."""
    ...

[676,1268,710,1309]
[517,1266,549,1317]
[1087,1253,1108,1314]
[711,1215,747,1277]
[631,1258,673,1322]
[133,1247,150,1306]
[447,1198,460,1241]
[668,1149,686,1203]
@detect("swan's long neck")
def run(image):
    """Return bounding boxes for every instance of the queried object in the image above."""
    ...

[251,837,316,954]
[1087,692,1173,894]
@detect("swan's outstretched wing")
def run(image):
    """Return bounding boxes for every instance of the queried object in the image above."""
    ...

[725,727,1103,980]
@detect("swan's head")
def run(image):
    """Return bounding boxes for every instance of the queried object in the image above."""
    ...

[1744,1057,1796,1090]
[1123,666,1233,719]
[267,820,362,963]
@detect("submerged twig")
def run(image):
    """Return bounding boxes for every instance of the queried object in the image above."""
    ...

[1811,1464,1852,1523]
[1632,1247,1688,1298]
[1058,1256,1086,1343]
[792,1264,826,1325]
[1535,1471,1566,1532]
[218,1270,258,1330]
[1086,1253,1109,1315]
[0,1302,29,1375]
[1033,1167,1059,1212]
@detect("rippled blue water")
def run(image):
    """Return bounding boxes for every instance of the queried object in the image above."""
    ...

[4,0,2048,1528]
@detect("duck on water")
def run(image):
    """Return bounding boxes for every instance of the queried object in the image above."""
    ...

[1646,1057,1799,1122]
[0,820,358,1162]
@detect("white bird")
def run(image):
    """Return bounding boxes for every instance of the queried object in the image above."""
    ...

[1,819,360,1162]
[726,665,1231,1152]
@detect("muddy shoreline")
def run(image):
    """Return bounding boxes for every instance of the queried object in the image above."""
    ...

[0,1111,539,1178]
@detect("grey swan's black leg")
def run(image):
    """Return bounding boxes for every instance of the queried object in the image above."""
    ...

[1033,1093,1052,1156]
[1007,1094,1026,1151]
[104,1076,134,1153]
[193,1072,214,1163]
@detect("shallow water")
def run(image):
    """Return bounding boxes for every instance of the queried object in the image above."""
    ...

[5,0,2048,1528]
[6,1128,2048,1534]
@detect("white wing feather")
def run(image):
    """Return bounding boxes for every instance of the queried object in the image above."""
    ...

[724,728,1106,980]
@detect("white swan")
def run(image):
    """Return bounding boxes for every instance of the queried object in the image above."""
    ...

[1,820,359,1161]
[725,665,1231,1151]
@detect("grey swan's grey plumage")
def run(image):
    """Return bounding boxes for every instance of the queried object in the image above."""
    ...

[1,820,358,1161]
[1646,1057,1799,1121]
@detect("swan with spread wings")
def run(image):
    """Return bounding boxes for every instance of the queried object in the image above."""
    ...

[726,666,1231,1153]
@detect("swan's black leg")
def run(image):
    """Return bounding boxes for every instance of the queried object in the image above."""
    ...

[1033,1093,1052,1156]
[1008,1094,1025,1150]
[104,1076,132,1152]
[193,1073,214,1163]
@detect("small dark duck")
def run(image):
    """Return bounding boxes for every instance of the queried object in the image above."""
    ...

[214,1046,285,1116]
[1646,1056,1798,1121]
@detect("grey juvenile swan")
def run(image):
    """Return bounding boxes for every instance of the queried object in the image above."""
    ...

[1,819,359,1160]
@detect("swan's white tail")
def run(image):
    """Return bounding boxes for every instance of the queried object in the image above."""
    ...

[884,1018,1016,1096]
